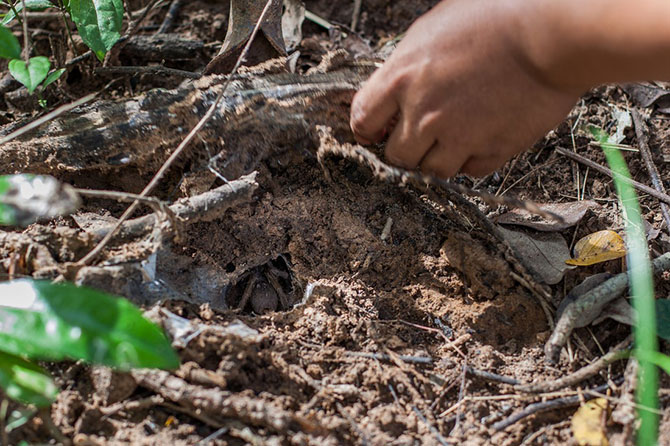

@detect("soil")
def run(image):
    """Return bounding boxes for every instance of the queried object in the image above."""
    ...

[1,1,670,445]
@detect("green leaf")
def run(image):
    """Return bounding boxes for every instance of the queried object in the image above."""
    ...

[0,351,57,407]
[0,279,179,370]
[634,349,670,376]
[656,299,670,341]
[1,0,54,25]
[9,56,50,93]
[42,67,65,88]
[68,0,123,61]
[0,174,81,226]
[5,406,37,432]
[0,25,20,59]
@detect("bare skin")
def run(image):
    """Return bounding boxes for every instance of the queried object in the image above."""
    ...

[350,0,670,178]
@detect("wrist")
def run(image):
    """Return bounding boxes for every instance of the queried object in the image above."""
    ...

[512,0,670,92]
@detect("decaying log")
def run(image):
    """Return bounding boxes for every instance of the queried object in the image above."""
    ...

[0,60,375,182]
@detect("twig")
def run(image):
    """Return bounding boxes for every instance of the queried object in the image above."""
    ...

[20,0,28,61]
[317,128,565,221]
[450,363,467,435]
[75,188,165,205]
[345,351,433,364]
[492,382,614,431]
[87,172,258,241]
[466,366,520,386]
[156,0,182,34]
[631,109,670,230]
[412,406,453,446]
[100,395,164,416]
[517,341,631,393]
[195,427,229,446]
[0,89,103,145]
[545,252,670,362]
[556,146,670,206]
[351,0,362,31]
[94,65,200,79]
[132,369,315,432]
[78,0,276,266]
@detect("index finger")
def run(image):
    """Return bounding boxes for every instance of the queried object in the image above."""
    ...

[350,69,401,144]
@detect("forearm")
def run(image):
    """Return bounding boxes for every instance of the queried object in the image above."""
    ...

[515,0,670,91]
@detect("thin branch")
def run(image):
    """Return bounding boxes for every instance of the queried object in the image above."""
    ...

[516,340,631,393]
[156,0,182,34]
[0,89,103,145]
[94,65,199,79]
[466,366,520,386]
[78,0,276,266]
[20,0,28,60]
[555,146,670,206]
[492,381,614,431]
[631,109,670,230]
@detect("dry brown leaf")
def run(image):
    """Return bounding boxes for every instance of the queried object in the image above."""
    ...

[566,230,626,266]
[498,226,572,285]
[622,83,670,113]
[496,200,598,232]
[571,398,609,446]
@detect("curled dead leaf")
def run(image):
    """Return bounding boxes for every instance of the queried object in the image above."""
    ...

[571,398,609,446]
[566,230,626,266]
[496,200,598,232]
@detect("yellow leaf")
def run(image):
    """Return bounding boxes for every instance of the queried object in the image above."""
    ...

[571,398,609,446]
[566,230,626,266]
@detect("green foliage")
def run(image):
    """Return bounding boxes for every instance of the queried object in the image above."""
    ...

[0,351,57,407]
[0,0,125,100]
[655,299,670,341]
[8,56,50,93]
[42,67,65,88]
[68,0,123,61]
[590,125,660,446]
[0,173,178,408]
[0,24,20,59]
[1,0,54,25]
[0,279,180,371]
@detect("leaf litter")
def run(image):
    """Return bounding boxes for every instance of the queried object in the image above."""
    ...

[1,0,670,445]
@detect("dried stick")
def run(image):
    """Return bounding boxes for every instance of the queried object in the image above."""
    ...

[156,0,182,34]
[492,382,614,431]
[516,339,631,393]
[87,172,258,240]
[20,0,29,61]
[95,65,199,79]
[555,146,670,206]
[132,369,317,433]
[78,0,275,266]
[317,127,564,221]
[631,109,670,229]
[0,90,100,145]
[466,366,520,386]
[351,0,363,31]
[345,351,433,364]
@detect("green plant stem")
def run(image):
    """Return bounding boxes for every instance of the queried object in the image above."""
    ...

[601,139,659,446]
[19,0,27,60]
[59,8,77,56]
[3,0,23,26]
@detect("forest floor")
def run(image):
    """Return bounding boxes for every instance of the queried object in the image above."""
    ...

[1,0,670,444]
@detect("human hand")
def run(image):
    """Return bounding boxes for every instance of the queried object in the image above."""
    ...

[349,0,581,178]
